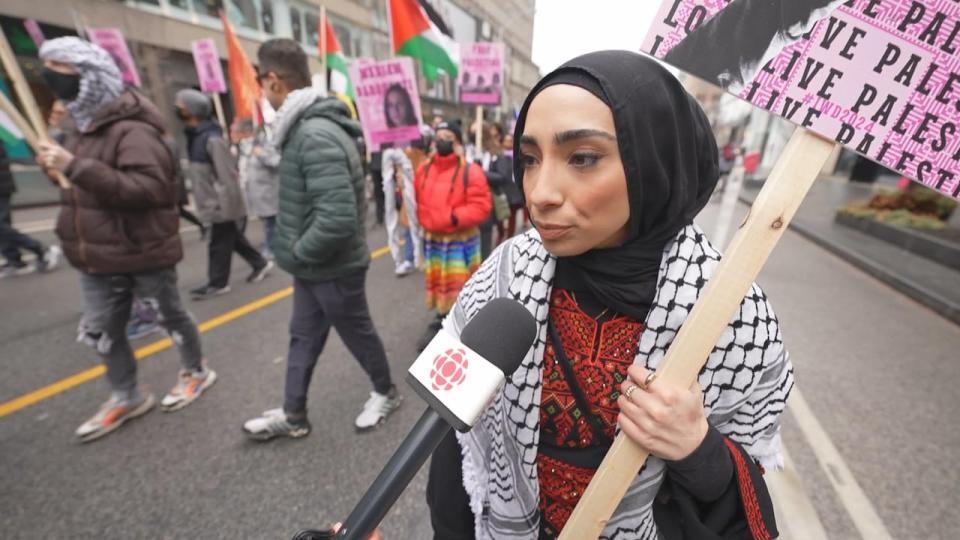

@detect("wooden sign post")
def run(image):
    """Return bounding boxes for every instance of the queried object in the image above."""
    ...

[0,25,70,189]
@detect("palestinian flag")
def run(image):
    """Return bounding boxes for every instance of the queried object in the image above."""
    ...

[319,13,354,99]
[389,0,459,81]
[219,11,261,122]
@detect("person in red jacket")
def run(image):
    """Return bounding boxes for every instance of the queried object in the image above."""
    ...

[415,120,491,350]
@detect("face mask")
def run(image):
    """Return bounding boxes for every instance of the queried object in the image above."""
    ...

[42,68,81,101]
[436,139,455,157]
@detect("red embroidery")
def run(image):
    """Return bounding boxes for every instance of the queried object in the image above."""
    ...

[537,289,645,532]
[724,438,771,540]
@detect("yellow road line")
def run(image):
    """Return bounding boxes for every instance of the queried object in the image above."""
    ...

[0,245,393,419]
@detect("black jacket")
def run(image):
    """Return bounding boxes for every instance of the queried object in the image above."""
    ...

[0,145,15,197]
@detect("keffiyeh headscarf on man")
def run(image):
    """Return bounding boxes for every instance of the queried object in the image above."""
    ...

[512,50,720,321]
[39,37,125,132]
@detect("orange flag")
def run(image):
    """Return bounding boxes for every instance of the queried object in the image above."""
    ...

[219,11,260,122]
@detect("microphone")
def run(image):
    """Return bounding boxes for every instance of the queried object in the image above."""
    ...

[315,298,537,540]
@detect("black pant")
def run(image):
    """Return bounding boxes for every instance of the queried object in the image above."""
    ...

[0,194,44,264]
[208,220,266,288]
[282,271,393,416]
[427,431,476,540]
[372,168,385,225]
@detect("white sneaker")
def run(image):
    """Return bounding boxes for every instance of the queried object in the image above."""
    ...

[354,386,403,431]
[394,260,415,277]
[242,408,311,441]
[36,245,61,272]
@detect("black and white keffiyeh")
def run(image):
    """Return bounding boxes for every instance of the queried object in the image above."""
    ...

[38,37,124,132]
[443,226,793,539]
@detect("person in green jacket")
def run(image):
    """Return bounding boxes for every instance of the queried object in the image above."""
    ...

[242,39,401,441]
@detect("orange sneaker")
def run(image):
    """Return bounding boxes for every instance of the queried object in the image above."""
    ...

[160,367,217,412]
[75,393,156,443]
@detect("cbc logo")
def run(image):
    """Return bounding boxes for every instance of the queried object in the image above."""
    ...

[430,348,469,391]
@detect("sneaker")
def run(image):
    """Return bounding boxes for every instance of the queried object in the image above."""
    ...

[242,408,312,441]
[190,284,231,300]
[394,260,415,277]
[247,260,274,283]
[354,386,403,432]
[127,319,162,340]
[160,367,217,412]
[75,393,156,442]
[36,245,61,273]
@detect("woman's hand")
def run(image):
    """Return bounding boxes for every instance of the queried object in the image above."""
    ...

[617,365,709,462]
[36,141,74,172]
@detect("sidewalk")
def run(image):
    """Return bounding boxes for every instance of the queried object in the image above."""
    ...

[739,176,960,326]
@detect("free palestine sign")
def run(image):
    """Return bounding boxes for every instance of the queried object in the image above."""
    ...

[643,0,960,200]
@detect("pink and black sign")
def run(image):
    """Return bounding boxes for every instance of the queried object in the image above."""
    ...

[460,42,504,105]
[87,28,141,88]
[349,57,423,150]
[644,0,960,200]
[191,39,227,94]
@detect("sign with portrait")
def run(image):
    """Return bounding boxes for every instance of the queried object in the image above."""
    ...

[87,28,141,88]
[459,42,504,105]
[644,0,960,200]
[349,57,423,150]
[191,39,227,94]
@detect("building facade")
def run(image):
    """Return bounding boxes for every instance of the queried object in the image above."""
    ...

[1,0,539,149]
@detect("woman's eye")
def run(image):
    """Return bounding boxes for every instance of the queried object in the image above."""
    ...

[520,153,539,168]
[569,152,601,168]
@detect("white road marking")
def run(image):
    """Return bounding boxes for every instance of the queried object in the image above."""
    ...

[766,445,830,540]
[787,388,894,540]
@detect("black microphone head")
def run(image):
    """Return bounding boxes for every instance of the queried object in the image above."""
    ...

[459,298,537,377]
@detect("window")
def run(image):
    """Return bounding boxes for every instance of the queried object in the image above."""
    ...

[192,0,223,18]
[226,0,258,30]
[290,6,302,43]
[132,0,161,5]
[169,0,190,9]
[260,0,274,34]
[304,10,320,48]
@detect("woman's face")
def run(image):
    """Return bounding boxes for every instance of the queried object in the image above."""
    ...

[386,90,409,126]
[519,84,630,257]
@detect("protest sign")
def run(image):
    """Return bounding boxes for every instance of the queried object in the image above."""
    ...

[349,57,423,150]
[87,28,141,88]
[191,38,227,94]
[460,42,504,105]
[644,0,960,200]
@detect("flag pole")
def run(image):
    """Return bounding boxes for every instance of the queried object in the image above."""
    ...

[474,105,483,158]
[212,93,227,134]
[320,5,329,95]
[0,26,70,189]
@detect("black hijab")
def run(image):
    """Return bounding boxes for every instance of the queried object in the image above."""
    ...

[512,50,720,321]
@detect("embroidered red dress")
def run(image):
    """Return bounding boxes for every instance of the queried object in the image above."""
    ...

[537,288,645,536]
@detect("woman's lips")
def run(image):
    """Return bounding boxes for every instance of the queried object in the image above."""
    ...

[537,224,572,240]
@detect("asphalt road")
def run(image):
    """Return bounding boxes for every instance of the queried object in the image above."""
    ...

[2,199,959,539]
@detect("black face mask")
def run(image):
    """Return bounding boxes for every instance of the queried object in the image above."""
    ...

[41,68,81,101]
[435,139,455,157]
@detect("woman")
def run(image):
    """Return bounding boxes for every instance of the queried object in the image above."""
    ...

[384,83,417,128]
[414,120,491,351]
[382,144,423,276]
[426,51,791,539]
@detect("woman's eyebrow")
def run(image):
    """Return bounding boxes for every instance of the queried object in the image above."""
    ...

[519,134,538,146]
[553,129,615,145]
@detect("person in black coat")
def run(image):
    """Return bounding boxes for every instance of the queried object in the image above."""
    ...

[0,144,60,276]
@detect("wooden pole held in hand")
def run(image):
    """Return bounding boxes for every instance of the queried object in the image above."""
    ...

[474,105,483,157]
[0,25,71,189]
[212,93,227,133]
[0,89,71,189]
[557,129,837,539]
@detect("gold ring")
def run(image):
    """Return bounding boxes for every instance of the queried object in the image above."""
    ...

[623,384,639,399]
[638,371,658,391]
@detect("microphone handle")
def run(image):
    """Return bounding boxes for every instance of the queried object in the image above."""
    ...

[336,408,451,540]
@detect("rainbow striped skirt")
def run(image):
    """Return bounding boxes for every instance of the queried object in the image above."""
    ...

[423,227,481,315]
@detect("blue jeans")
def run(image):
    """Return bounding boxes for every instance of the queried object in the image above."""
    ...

[262,215,276,257]
[402,227,414,263]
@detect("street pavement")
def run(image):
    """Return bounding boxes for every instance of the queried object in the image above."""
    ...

[2,199,959,539]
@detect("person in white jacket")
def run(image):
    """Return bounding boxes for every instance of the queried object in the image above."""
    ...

[381,145,423,276]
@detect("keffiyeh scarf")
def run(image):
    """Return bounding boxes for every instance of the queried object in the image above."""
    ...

[39,37,124,132]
